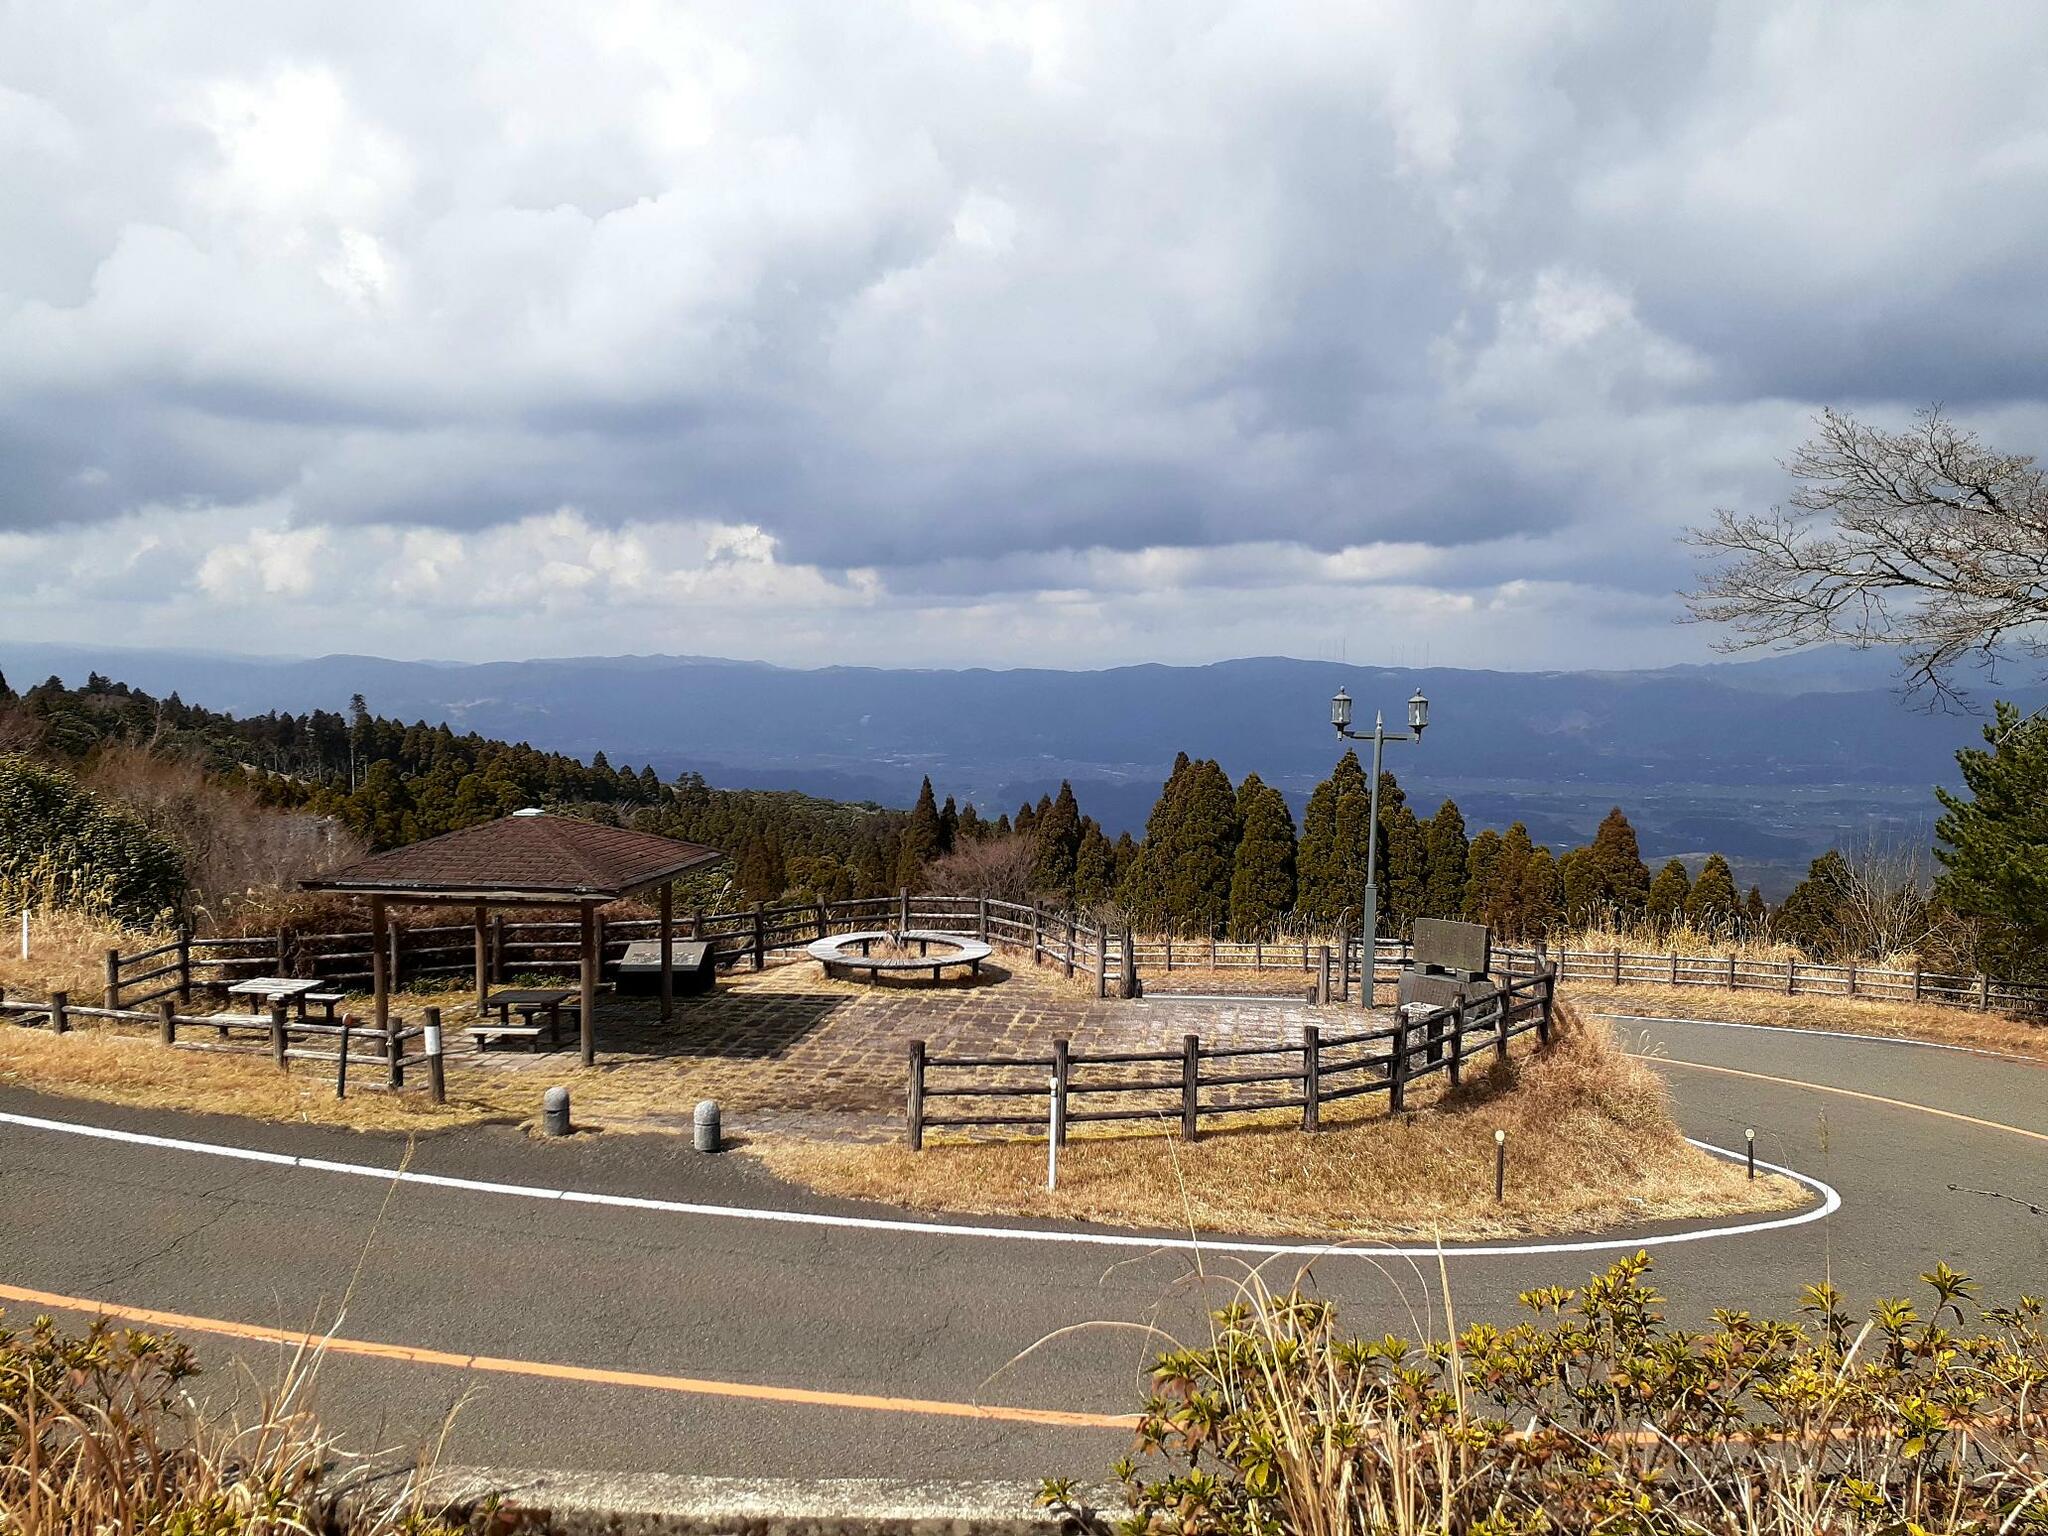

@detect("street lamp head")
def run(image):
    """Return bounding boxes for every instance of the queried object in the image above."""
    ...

[1331,687,1353,732]
[1408,688,1430,737]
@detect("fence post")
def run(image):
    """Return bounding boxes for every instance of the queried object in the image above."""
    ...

[1539,964,1558,1042]
[752,904,766,971]
[1052,1038,1070,1147]
[1095,922,1109,1000]
[690,906,705,940]
[1164,933,1173,972]
[158,998,176,1046]
[1181,1034,1200,1142]
[1302,1025,1320,1132]
[1447,1001,1464,1088]
[1912,965,1923,1001]
[595,912,607,971]
[1728,953,1737,989]
[1336,914,1349,1002]
[1980,973,1992,1011]
[1787,959,1796,995]
[1317,944,1332,1005]
[1388,1013,1408,1113]
[424,1007,446,1105]
[1030,904,1042,967]
[977,893,989,943]
[1847,962,1857,996]
[1669,952,1678,985]
[1253,936,1262,972]
[48,989,68,1034]
[336,1015,351,1099]
[816,901,828,941]
[907,1040,926,1150]
[276,929,288,976]
[177,932,193,1005]
[1121,925,1138,1000]
[387,1011,404,1088]
[491,915,506,983]
[269,1000,288,1071]
[898,887,911,933]
[1612,948,1622,985]
[1209,933,1217,969]
[1491,985,1510,1063]
[104,948,122,1009]
[1064,915,1076,980]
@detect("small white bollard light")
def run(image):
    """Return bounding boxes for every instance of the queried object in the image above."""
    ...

[1746,1127,1756,1180]
[1493,1127,1507,1202]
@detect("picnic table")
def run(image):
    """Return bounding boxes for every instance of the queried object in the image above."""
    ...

[226,977,327,1019]
[474,988,578,1052]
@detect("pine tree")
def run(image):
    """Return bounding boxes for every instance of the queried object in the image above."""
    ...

[1383,802,1427,935]
[1646,858,1692,932]
[1559,845,1601,927]
[1030,781,1083,899]
[956,802,984,842]
[1228,772,1297,939]
[1935,702,2048,972]
[1685,853,1740,934]
[895,777,943,888]
[1124,755,1192,924]
[1518,845,1563,942]
[736,830,787,905]
[938,796,959,854]
[1586,807,1652,920]
[1297,751,1368,922]
[1485,823,1537,938]
[1014,800,1038,838]
[1742,885,1769,935]
[993,813,1013,838]
[1074,819,1117,906]
[1777,850,1851,956]
[1163,759,1240,935]
[1463,828,1502,924]
[1421,800,1468,919]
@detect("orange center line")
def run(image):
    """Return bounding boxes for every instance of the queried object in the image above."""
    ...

[0,1280,1136,1432]
[1633,1054,2048,1146]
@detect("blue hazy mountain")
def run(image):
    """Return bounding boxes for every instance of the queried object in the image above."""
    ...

[8,641,2034,893]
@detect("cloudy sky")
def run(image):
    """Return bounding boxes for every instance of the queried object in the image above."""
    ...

[3,3,2045,671]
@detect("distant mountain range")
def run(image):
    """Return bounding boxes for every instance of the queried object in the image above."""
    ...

[9,641,2039,896]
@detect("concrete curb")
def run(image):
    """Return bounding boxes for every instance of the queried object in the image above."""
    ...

[415,1467,1106,1535]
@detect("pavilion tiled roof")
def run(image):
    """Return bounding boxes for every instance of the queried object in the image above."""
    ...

[303,812,724,901]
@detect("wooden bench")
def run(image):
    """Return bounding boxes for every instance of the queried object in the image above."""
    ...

[469,1023,548,1052]
[305,992,345,1020]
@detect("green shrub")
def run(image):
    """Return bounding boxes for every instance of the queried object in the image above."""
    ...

[0,754,186,925]
[1065,1253,2048,1535]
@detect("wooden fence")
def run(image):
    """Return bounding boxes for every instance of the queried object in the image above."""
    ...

[0,986,446,1103]
[106,891,1135,1006]
[906,966,1557,1148]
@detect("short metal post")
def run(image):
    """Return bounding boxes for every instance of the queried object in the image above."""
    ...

[158,998,176,1046]
[1388,1014,1409,1113]
[1494,1129,1507,1202]
[104,948,122,1009]
[1052,1038,1070,1147]
[269,1000,288,1071]
[907,1040,926,1150]
[49,989,68,1035]
[1181,1034,1199,1141]
[1302,1025,1320,1132]
[1745,1127,1756,1180]
[424,1007,446,1105]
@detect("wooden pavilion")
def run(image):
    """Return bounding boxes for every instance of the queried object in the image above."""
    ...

[302,810,724,1065]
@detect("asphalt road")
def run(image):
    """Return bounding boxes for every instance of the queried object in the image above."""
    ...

[1,1012,2044,1485]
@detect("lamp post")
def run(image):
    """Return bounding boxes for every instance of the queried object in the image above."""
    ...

[1330,685,1429,1006]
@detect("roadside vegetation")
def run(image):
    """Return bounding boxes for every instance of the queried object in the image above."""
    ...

[0,1312,458,1535]
[1052,1251,2048,1536]
[756,1006,1803,1240]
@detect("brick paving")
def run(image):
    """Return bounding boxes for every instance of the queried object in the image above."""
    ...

[452,949,1383,1139]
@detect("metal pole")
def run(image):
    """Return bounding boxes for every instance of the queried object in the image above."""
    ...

[1360,715,1383,1007]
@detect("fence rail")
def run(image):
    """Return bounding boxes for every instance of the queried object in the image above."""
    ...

[0,986,447,1103]
[906,966,1558,1148]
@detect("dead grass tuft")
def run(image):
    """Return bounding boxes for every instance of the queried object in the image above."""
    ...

[1568,979,2048,1061]
[755,1005,1803,1240]
[0,909,148,1002]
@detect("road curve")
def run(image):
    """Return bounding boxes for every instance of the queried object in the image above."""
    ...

[0,1013,2043,1483]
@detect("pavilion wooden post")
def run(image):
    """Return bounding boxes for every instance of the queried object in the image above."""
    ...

[370,896,390,1042]
[659,881,675,1023]
[472,902,489,1012]
[579,901,598,1066]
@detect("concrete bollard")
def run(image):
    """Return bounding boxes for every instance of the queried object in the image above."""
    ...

[542,1085,571,1137]
[694,1099,722,1153]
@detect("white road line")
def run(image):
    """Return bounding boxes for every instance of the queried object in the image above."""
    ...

[0,1108,1838,1260]
[1597,1012,2041,1065]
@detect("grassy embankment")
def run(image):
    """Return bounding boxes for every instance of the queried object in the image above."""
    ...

[759,1005,1806,1240]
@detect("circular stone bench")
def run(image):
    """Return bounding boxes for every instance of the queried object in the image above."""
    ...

[807,930,993,983]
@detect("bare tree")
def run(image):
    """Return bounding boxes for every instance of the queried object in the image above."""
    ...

[1833,837,1942,963]
[921,833,1038,903]
[1687,407,2048,705]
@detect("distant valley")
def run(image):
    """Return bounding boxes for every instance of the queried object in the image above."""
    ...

[8,641,2034,897]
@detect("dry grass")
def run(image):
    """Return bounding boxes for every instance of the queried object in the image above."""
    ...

[755,1005,1804,1240]
[1568,979,2048,1061]
[0,908,145,1002]
[0,1024,488,1132]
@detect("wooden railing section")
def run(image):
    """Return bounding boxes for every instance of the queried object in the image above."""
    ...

[905,966,1558,1149]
